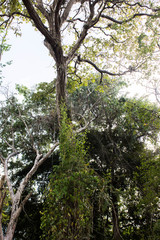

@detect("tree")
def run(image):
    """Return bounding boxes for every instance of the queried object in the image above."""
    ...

[0,1,160,235]
[40,105,103,240]
[0,80,93,240]
[0,0,160,120]
[0,78,160,239]
[0,87,59,240]
[39,81,160,240]
[68,81,160,238]
[83,91,160,239]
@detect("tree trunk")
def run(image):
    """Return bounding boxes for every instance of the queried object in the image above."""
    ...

[55,58,67,122]
[112,194,123,240]
[111,167,123,240]
[92,191,105,240]
[3,203,21,240]
[4,222,17,240]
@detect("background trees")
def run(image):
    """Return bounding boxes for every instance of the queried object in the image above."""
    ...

[1,80,160,239]
[0,1,160,239]
[71,82,160,239]
[0,84,59,240]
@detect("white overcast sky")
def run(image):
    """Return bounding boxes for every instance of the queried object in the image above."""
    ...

[1,23,55,92]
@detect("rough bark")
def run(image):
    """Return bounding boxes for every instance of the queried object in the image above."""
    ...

[111,167,123,240]
[56,59,67,119]
[111,194,123,240]
[92,191,104,240]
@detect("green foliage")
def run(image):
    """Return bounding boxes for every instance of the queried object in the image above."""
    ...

[40,105,101,240]
[0,82,59,239]
[1,1,160,238]
[152,220,160,240]
[1,188,11,227]
[1,79,160,239]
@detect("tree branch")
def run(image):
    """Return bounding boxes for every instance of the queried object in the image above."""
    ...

[61,0,76,25]
[55,0,64,34]
[0,155,5,165]
[5,192,32,239]
[66,0,105,63]
[36,0,50,20]
[15,141,59,203]
[0,0,7,7]
[78,56,134,82]
[101,12,155,25]
[22,0,58,51]
[125,1,160,12]
[4,152,19,203]
[0,213,4,240]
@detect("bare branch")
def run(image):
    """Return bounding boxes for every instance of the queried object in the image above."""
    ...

[93,25,128,43]
[15,141,59,202]
[155,86,160,105]
[0,217,4,240]
[0,12,31,20]
[61,0,76,25]
[37,141,59,166]
[5,192,32,239]
[0,0,7,7]
[4,152,19,203]
[15,192,32,220]
[66,1,105,63]
[0,155,5,165]
[0,136,16,153]
[1,139,58,239]
[78,56,134,82]
[101,12,155,25]
[125,1,160,12]
[17,107,39,155]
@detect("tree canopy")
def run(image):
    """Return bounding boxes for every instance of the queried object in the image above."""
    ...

[0,1,160,240]
[1,0,160,118]
[0,80,160,239]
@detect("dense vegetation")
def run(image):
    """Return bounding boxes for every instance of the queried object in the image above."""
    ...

[0,1,160,239]
[0,81,160,239]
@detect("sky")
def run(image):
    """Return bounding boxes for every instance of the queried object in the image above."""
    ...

[1,23,55,94]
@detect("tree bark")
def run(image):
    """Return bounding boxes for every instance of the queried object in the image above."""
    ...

[45,40,68,123]
[92,191,105,240]
[111,194,123,240]
[22,0,67,121]
[111,167,123,240]
[56,59,67,120]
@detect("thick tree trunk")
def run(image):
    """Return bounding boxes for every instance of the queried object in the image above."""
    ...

[4,222,17,240]
[44,38,67,123]
[55,58,67,122]
[111,167,123,240]
[3,201,23,240]
[111,194,123,240]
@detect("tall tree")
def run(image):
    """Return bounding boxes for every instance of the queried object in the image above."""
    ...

[0,0,160,119]
[40,106,102,240]
[84,92,160,239]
